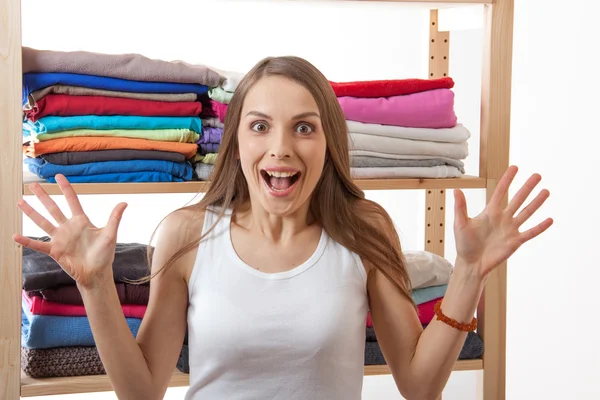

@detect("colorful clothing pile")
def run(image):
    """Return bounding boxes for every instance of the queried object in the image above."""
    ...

[20,47,223,183]
[331,77,469,179]
[19,236,156,378]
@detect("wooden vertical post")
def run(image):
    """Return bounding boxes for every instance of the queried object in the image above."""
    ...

[425,9,449,257]
[477,1,514,399]
[0,0,23,398]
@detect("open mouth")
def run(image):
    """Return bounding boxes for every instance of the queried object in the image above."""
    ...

[260,169,301,194]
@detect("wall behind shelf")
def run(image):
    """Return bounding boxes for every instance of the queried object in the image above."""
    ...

[20,0,600,399]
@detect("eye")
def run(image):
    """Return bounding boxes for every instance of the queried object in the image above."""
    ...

[296,123,314,135]
[251,122,269,133]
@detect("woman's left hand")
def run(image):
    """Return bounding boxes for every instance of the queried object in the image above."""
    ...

[453,165,553,279]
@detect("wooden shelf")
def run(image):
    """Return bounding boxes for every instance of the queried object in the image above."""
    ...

[20,359,482,397]
[22,176,486,195]
[307,0,492,4]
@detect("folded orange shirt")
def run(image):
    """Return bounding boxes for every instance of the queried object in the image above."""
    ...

[24,136,198,159]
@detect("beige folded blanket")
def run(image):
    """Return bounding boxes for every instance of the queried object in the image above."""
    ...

[22,47,222,87]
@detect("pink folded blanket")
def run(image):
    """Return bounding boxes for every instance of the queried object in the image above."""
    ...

[22,290,146,319]
[338,89,457,128]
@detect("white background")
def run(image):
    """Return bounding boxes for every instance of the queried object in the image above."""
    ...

[18,0,599,399]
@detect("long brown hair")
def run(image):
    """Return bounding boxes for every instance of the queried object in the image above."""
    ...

[140,56,414,307]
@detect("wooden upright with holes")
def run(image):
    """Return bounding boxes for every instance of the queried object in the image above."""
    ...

[0,0,23,398]
[0,0,512,398]
[425,9,449,257]
[477,1,513,399]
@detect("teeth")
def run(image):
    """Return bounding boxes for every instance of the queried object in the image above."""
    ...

[265,171,297,178]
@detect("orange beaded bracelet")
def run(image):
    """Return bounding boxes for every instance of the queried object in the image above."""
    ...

[433,299,477,332]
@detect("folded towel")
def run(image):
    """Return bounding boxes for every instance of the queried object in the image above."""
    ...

[194,163,214,181]
[411,285,448,305]
[26,84,198,106]
[21,298,142,349]
[40,149,186,165]
[349,132,468,160]
[23,136,198,159]
[197,127,223,145]
[25,94,202,122]
[25,158,194,180]
[23,72,209,106]
[198,143,220,155]
[347,120,470,143]
[366,296,439,327]
[351,165,463,179]
[22,290,146,319]
[22,47,222,87]
[405,250,454,289]
[27,283,150,305]
[209,100,228,123]
[22,237,151,291]
[24,115,203,136]
[330,77,454,98]
[208,87,234,104]
[21,346,106,378]
[350,150,465,165]
[205,66,245,92]
[350,156,465,173]
[201,153,218,165]
[32,128,200,144]
[202,117,224,129]
[338,89,457,128]
[362,331,484,365]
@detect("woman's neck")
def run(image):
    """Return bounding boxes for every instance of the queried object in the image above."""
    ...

[234,200,316,244]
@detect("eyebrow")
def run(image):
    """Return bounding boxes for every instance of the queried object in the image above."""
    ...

[245,111,321,120]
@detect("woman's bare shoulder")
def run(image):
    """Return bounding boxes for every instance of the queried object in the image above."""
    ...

[160,207,207,244]
[151,206,208,282]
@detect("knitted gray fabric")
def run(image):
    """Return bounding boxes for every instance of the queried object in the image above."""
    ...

[21,346,105,378]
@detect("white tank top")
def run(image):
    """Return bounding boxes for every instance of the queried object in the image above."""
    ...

[184,207,370,399]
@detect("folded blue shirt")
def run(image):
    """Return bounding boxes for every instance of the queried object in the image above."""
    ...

[23,115,203,136]
[22,298,142,349]
[25,158,193,181]
[23,72,208,105]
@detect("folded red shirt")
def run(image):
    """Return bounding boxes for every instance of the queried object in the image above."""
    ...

[330,77,454,98]
[26,94,202,121]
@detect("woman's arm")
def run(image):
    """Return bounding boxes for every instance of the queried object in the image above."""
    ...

[79,209,202,400]
[368,167,552,399]
[367,259,484,400]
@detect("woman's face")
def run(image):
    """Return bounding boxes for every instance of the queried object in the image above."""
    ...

[237,75,327,217]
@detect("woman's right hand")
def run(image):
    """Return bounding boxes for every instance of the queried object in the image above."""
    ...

[13,174,128,290]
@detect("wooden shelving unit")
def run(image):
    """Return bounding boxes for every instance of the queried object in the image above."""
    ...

[21,175,487,195]
[1,0,514,399]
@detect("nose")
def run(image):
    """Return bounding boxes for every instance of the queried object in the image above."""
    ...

[269,128,292,160]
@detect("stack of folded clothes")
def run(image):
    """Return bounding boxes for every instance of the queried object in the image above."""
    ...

[20,47,223,183]
[192,67,244,181]
[331,77,470,179]
[20,236,151,378]
[364,250,483,364]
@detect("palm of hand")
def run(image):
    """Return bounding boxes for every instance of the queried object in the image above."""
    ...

[453,166,553,278]
[13,175,128,289]
[48,215,118,286]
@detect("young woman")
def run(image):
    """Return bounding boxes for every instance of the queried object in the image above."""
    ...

[14,56,553,400]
